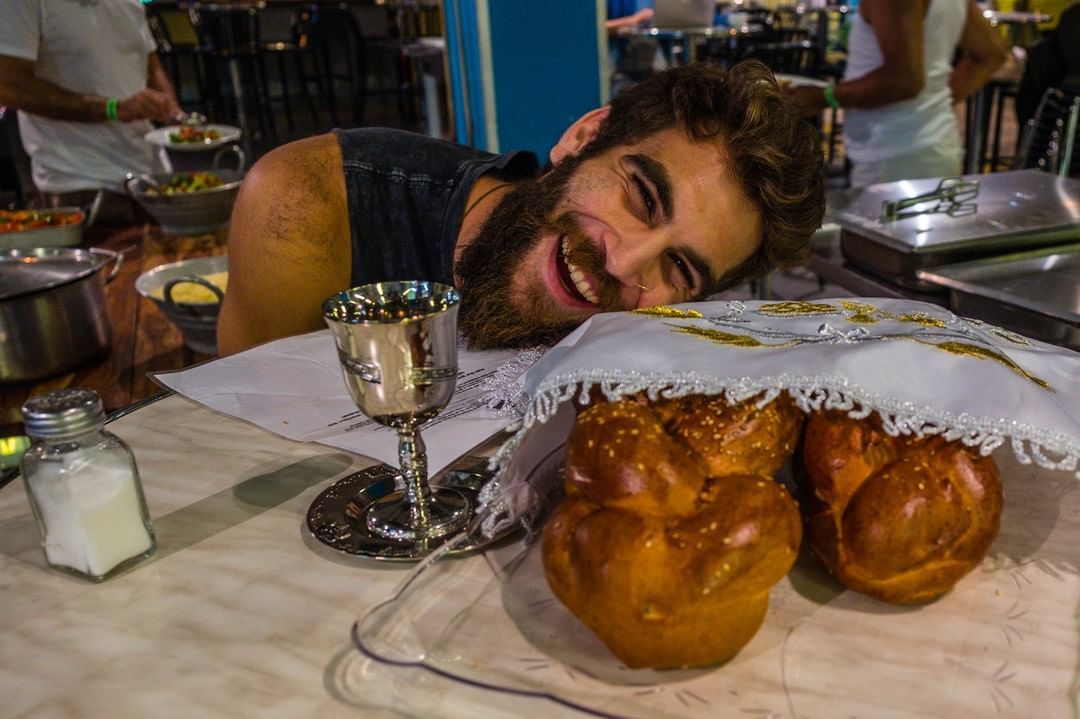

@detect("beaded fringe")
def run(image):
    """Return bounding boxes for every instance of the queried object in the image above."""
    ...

[475,370,1080,540]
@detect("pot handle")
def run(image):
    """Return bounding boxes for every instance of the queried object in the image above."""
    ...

[163,275,225,313]
[211,144,246,172]
[83,190,105,229]
[125,172,163,199]
[89,247,124,284]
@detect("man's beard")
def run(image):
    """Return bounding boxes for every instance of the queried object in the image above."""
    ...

[455,156,623,349]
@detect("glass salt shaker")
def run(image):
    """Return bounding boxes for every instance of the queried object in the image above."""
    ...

[19,388,156,581]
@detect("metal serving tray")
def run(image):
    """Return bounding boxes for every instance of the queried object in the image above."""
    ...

[916,243,1080,350]
[830,170,1080,289]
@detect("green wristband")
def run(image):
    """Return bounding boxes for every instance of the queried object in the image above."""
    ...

[823,84,840,111]
[105,98,118,122]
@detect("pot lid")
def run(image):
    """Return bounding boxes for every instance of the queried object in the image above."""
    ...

[0,248,105,302]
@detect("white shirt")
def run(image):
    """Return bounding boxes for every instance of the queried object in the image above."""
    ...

[0,0,162,193]
[842,0,967,165]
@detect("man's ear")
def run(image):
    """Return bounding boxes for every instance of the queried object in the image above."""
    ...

[549,106,611,165]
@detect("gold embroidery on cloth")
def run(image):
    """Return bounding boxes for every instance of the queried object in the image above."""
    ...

[632,305,704,319]
[919,340,1051,390]
[841,301,879,324]
[897,312,947,329]
[757,301,840,317]
[671,324,794,348]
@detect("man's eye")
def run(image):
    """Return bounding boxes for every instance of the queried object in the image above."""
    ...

[669,252,695,291]
[632,175,655,219]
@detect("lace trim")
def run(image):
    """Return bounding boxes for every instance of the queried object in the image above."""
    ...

[477,347,545,417]
[475,370,1080,538]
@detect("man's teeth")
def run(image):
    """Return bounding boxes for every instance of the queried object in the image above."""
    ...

[561,237,599,305]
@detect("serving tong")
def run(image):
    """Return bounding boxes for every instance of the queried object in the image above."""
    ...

[176,111,208,128]
[880,177,980,223]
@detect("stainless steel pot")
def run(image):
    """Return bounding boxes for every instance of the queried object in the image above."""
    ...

[0,247,122,383]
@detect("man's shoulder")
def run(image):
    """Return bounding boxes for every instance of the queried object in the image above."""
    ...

[238,132,346,229]
[255,132,341,185]
[335,127,499,179]
[335,127,480,156]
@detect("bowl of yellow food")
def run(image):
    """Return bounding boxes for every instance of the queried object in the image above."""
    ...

[135,255,228,354]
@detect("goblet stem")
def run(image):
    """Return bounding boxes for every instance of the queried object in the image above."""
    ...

[397,424,432,529]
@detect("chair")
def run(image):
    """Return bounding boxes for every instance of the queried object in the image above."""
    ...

[1015,2,1080,127]
[145,4,209,116]
[1014,86,1080,176]
[258,4,321,134]
[300,3,368,129]
[189,3,277,143]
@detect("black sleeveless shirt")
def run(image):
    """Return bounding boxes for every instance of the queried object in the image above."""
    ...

[334,128,539,287]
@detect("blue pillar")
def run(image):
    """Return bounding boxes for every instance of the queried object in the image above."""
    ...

[444,0,607,160]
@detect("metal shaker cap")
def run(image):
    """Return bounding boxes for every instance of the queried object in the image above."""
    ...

[21,388,106,439]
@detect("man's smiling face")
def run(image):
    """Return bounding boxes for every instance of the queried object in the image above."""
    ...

[455,127,764,349]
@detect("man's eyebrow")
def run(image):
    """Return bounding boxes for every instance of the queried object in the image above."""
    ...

[626,154,673,220]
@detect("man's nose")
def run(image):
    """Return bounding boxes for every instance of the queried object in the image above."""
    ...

[603,226,672,299]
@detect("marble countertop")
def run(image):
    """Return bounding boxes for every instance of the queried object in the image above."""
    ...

[0,394,581,719]
[4,392,1080,718]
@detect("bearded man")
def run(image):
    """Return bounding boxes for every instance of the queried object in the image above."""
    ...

[217,61,825,355]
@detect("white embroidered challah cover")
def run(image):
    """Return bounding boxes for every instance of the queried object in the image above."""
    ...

[474,297,1080,539]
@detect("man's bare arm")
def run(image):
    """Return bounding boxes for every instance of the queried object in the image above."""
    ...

[949,0,1008,102]
[146,53,182,119]
[0,54,175,123]
[217,133,352,356]
[785,0,929,115]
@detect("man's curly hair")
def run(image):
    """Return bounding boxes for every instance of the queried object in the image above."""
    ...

[581,60,826,294]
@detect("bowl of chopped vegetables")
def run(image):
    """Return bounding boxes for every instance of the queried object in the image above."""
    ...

[126,169,244,235]
[0,207,84,250]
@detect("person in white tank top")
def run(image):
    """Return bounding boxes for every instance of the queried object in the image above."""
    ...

[785,0,1006,187]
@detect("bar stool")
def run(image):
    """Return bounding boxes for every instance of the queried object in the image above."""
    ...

[189,2,276,148]
[146,4,209,117]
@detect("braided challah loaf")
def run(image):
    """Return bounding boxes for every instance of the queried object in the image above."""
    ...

[800,410,1003,604]
[542,394,804,669]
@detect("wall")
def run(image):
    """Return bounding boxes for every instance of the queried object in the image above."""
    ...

[444,0,606,159]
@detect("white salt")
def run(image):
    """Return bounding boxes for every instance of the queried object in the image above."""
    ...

[28,450,153,578]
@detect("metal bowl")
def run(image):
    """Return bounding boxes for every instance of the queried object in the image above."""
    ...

[126,170,244,236]
[0,207,84,250]
[135,255,228,355]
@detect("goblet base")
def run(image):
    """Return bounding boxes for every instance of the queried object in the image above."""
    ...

[366,487,469,541]
[306,458,496,561]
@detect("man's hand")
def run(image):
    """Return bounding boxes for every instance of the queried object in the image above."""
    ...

[116,87,177,124]
[782,84,828,117]
[606,7,654,33]
[146,53,184,122]
[0,53,183,124]
[949,0,1008,102]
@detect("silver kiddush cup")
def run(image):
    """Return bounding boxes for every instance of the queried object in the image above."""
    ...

[322,281,472,559]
